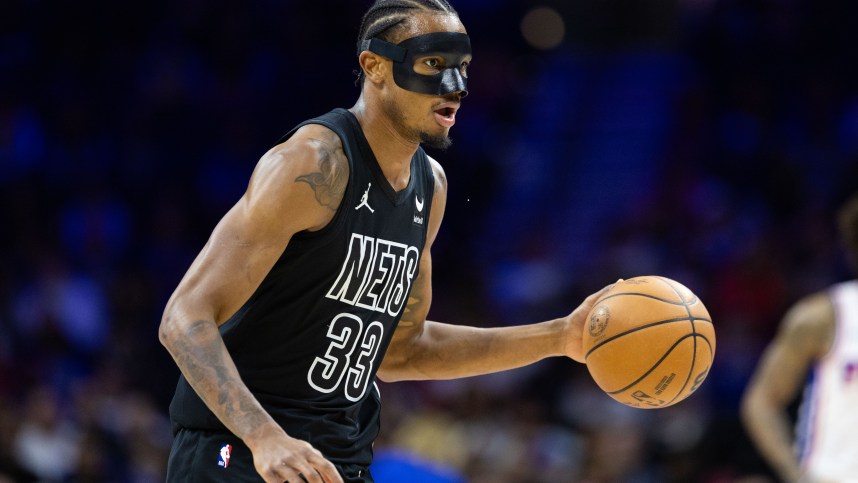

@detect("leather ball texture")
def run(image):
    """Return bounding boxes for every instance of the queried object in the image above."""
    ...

[583,276,716,409]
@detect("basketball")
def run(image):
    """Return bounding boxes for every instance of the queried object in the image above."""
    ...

[583,276,715,409]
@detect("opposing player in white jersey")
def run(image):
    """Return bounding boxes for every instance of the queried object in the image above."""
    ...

[742,193,858,483]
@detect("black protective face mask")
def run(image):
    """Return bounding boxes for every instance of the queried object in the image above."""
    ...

[361,32,471,97]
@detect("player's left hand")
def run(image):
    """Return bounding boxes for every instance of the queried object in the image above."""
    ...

[561,281,619,363]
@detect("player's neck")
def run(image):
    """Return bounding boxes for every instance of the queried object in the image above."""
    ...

[350,99,415,192]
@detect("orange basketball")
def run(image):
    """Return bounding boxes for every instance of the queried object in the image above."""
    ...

[583,276,715,409]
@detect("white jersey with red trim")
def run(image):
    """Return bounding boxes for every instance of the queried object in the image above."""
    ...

[795,280,858,481]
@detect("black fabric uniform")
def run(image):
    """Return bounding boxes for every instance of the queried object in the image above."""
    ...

[166,108,434,482]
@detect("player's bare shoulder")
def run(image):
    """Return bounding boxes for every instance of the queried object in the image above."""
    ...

[289,124,350,212]
[423,155,448,242]
[270,124,350,211]
[249,124,350,232]
[425,154,447,197]
[780,291,836,359]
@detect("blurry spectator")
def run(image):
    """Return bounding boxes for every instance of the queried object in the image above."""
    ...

[12,254,109,357]
[13,386,80,481]
[0,400,37,482]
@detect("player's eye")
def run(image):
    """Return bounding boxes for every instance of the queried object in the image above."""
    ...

[461,61,469,77]
[424,58,441,68]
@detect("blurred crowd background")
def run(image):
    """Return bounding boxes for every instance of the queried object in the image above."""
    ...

[2,0,858,481]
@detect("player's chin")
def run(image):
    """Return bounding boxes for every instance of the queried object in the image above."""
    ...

[419,131,453,150]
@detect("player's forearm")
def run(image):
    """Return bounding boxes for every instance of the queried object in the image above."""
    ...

[381,318,566,381]
[741,393,803,482]
[159,315,277,444]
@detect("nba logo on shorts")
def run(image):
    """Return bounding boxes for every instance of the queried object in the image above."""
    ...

[218,444,232,468]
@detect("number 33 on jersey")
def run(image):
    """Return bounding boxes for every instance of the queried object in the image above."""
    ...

[307,232,420,400]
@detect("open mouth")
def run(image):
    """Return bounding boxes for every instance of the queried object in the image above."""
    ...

[435,107,455,117]
[433,106,457,127]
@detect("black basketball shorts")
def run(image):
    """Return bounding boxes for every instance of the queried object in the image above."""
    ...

[166,428,372,482]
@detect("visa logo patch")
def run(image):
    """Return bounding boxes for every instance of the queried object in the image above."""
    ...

[218,444,232,468]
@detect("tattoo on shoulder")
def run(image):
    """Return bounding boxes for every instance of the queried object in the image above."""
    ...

[295,138,349,211]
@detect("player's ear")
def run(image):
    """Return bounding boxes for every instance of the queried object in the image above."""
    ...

[358,51,388,84]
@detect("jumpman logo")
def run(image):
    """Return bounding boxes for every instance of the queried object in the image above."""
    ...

[355,183,375,213]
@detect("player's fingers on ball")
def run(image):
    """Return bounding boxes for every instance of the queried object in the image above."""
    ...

[595,280,620,297]
[584,285,611,303]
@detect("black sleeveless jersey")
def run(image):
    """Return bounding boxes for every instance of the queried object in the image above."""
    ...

[168,108,434,468]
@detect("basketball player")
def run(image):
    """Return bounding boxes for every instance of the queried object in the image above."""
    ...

[158,1,613,482]
[741,194,858,483]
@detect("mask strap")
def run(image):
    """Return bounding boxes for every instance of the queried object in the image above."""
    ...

[360,38,407,63]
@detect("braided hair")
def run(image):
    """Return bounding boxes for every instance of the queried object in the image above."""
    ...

[355,0,458,83]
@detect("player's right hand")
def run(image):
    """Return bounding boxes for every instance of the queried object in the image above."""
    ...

[561,280,621,363]
[245,423,343,483]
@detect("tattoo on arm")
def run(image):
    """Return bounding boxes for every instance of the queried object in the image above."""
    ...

[172,320,268,436]
[295,139,348,211]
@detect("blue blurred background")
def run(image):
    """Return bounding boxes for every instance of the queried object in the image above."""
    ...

[2,0,857,481]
